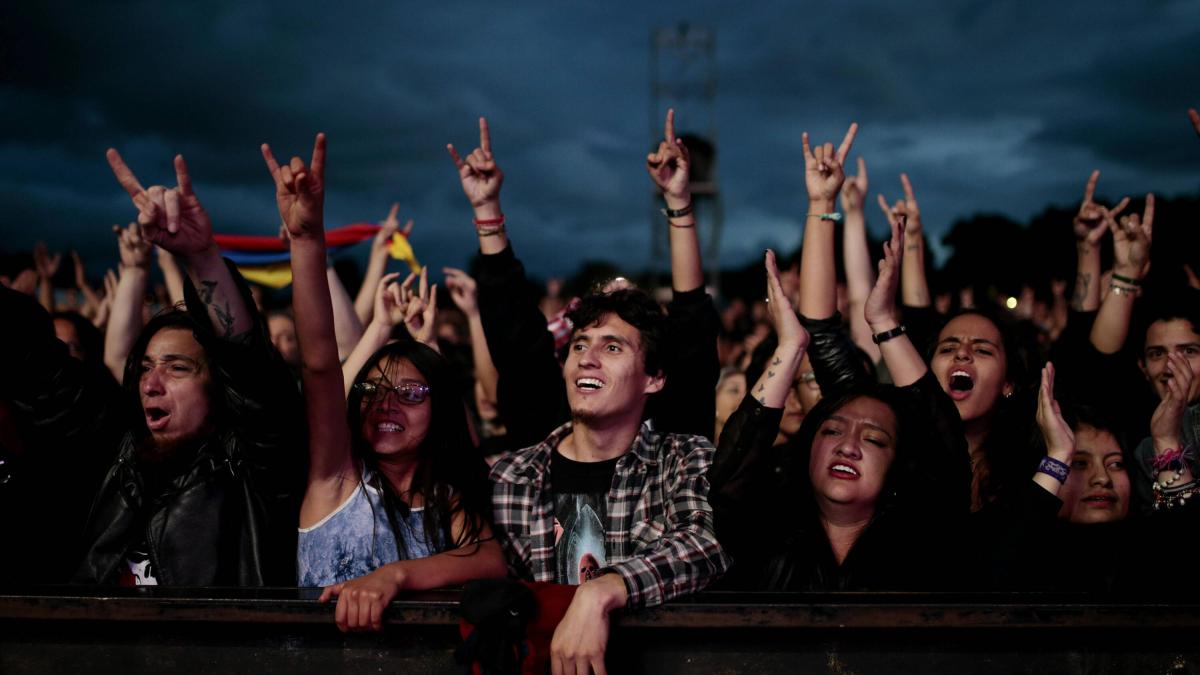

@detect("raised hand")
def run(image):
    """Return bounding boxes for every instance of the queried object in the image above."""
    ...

[373,203,413,256]
[447,117,504,214]
[261,133,327,240]
[1112,194,1154,279]
[1073,170,1126,249]
[1035,362,1075,458]
[646,108,691,200]
[764,249,808,353]
[442,267,479,317]
[371,271,408,326]
[400,266,438,347]
[840,157,869,213]
[106,149,218,260]
[33,243,62,280]
[113,221,152,270]
[876,173,923,237]
[802,122,858,205]
[864,214,906,331]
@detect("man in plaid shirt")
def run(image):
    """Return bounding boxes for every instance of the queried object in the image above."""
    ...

[490,288,729,674]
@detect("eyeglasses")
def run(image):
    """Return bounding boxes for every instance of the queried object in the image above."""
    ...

[355,380,430,405]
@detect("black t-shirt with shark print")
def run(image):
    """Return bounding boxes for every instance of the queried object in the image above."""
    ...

[550,448,618,585]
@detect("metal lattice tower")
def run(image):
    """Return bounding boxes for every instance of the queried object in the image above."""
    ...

[650,24,722,287]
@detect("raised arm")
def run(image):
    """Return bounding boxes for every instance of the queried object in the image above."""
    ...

[103,222,152,382]
[32,243,60,313]
[1089,194,1152,354]
[797,123,857,319]
[1033,362,1076,497]
[155,246,185,307]
[105,149,253,338]
[353,204,412,325]
[326,266,364,361]
[840,156,880,362]
[647,108,703,292]
[447,118,507,255]
[750,250,810,407]
[444,267,500,406]
[70,251,102,321]
[1070,171,1115,312]
[262,133,354,502]
[864,215,927,387]
[878,173,930,309]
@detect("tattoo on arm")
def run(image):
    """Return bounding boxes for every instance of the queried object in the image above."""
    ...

[756,383,765,393]
[905,243,921,252]
[755,395,766,405]
[772,357,782,366]
[198,280,237,337]
[767,370,776,378]
[1071,273,1090,311]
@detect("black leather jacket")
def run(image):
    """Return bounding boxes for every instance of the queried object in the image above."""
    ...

[1,267,303,586]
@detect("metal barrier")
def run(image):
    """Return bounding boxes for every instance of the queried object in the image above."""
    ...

[2,587,1197,673]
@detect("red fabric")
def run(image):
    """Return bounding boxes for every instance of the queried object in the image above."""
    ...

[213,223,382,252]
[458,582,578,675]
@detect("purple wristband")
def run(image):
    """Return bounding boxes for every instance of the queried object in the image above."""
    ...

[1037,456,1070,484]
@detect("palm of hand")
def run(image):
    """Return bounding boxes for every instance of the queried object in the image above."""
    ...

[807,165,844,202]
[461,164,501,206]
[277,183,323,239]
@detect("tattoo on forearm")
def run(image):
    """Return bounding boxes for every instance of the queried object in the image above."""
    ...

[767,370,776,379]
[772,357,782,366]
[905,243,920,252]
[756,383,765,393]
[199,280,237,337]
[755,395,766,405]
[1071,273,1090,310]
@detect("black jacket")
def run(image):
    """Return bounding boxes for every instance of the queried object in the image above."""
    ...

[0,267,303,586]
[709,314,971,591]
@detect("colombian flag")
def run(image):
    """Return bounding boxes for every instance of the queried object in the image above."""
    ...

[214,223,421,289]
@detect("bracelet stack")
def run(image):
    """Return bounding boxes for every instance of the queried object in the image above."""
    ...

[1108,272,1141,298]
[474,215,506,237]
[661,202,695,228]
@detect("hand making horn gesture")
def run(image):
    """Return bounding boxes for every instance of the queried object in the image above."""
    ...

[802,122,858,206]
[1073,170,1128,250]
[876,173,923,237]
[646,108,691,201]
[261,133,328,241]
[105,149,218,261]
[447,117,504,216]
[840,157,869,213]
[1112,194,1155,281]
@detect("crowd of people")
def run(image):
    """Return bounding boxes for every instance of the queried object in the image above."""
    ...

[2,107,1199,673]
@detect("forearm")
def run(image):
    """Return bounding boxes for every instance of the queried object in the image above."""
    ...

[749,341,804,407]
[900,235,931,308]
[342,319,392,396]
[466,312,500,405]
[158,251,185,306]
[389,538,508,592]
[664,193,703,293]
[473,200,509,255]
[103,266,149,382]
[37,277,54,313]
[182,248,253,338]
[354,250,388,326]
[843,210,881,362]
[867,320,927,388]
[798,198,837,319]
[326,267,364,361]
[1071,243,1101,312]
[1088,274,1137,354]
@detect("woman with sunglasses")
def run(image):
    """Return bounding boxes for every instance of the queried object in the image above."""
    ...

[262,134,504,632]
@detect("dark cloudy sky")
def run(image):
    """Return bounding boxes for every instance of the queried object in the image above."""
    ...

[2,1,1198,283]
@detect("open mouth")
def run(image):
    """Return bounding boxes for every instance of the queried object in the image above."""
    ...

[1082,494,1117,506]
[376,422,406,433]
[576,378,605,391]
[948,369,974,399]
[145,406,171,430]
[829,463,860,479]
